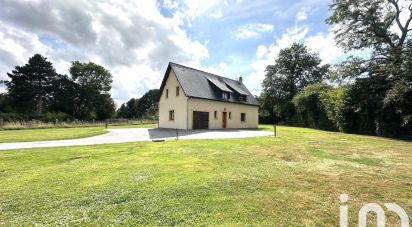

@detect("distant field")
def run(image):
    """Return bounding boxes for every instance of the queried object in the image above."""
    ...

[0,123,156,143]
[0,126,410,226]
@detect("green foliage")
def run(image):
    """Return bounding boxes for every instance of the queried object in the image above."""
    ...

[261,43,329,122]
[69,61,115,120]
[292,83,335,130]
[3,54,58,115]
[325,0,412,137]
[117,89,159,119]
[0,93,12,113]
[95,94,116,120]
[70,61,112,93]
[50,74,78,116]
[1,55,117,121]
[326,0,411,52]
[319,86,352,132]
[43,112,71,122]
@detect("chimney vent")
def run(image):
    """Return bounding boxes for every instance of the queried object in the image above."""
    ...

[238,77,243,83]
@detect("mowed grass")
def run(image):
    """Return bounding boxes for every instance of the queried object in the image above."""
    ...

[0,126,411,226]
[0,123,156,143]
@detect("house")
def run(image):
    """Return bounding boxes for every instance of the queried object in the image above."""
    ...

[158,62,259,130]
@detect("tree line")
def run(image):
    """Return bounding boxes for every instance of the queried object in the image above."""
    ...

[116,89,159,119]
[260,0,412,137]
[0,54,159,121]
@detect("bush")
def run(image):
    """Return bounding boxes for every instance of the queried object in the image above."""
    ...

[292,83,336,130]
[43,112,73,122]
[319,86,352,132]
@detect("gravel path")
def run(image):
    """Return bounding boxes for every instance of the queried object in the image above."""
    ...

[0,128,273,150]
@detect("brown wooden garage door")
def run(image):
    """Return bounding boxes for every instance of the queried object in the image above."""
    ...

[193,111,209,129]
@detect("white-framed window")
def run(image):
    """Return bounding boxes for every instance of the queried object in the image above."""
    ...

[222,92,230,99]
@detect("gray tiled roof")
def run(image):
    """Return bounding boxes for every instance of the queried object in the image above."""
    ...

[158,62,259,106]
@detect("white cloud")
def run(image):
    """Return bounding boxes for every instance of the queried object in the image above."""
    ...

[244,24,347,95]
[182,0,220,20]
[209,9,223,18]
[0,0,210,105]
[305,30,344,63]
[296,9,308,21]
[235,23,274,39]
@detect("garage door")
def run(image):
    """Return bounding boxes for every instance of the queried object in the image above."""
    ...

[193,111,209,129]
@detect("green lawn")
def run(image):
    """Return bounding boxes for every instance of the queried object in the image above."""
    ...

[0,126,411,226]
[0,127,107,143]
[0,123,156,143]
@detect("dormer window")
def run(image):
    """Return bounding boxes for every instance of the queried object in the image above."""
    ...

[239,95,247,102]
[222,92,230,99]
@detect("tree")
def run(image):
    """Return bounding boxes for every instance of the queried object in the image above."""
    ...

[50,74,78,117]
[261,43,329,122]
[327,0,412,136]
[117,103,128,118]
[326,0,411,53]
[292,83,335,130]
[135,89,159,118]
[95,94,116,120]
[70,61,112,93]
[319,86,353,132]
[3,54,58,115]
[0,93,12,113]
[116,89,159,119]
[69,61,114,120]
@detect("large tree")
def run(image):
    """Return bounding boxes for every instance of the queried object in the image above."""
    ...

[4,54,58,115]
[327,0,412,136]
[261,43,329,122]
[69,61,114,120]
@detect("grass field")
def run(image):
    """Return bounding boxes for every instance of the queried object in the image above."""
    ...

[0,126,411,226]
[0,123,156,143]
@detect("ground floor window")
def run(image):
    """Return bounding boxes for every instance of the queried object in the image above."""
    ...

[229,112,231,119]
[169,110,175,121]
[241,113,246,122]
[214,111,217,119]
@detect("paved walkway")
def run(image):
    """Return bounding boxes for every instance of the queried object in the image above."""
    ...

[0,128,273,150]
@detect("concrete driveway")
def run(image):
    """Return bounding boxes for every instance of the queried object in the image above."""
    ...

[0,128,273,150]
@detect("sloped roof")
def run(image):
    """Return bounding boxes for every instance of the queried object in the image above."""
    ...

[158,62,259,106]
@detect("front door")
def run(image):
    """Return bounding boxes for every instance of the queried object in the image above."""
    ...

[222,112,227,128]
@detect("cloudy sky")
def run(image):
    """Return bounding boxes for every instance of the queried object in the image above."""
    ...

[0,0,350,105]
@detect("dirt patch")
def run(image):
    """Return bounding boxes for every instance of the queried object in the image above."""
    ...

[68,156,87,161]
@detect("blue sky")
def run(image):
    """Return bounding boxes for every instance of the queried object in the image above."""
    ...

[0,0,346,105]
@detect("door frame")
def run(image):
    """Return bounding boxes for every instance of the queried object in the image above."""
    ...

[222,111,227,128]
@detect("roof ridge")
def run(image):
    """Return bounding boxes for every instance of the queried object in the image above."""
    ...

[169,62,240,83]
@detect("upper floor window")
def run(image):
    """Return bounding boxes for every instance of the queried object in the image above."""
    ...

[222,92,230,99]
[239,95,247,102]
[166,89,169,98]
[176,86,179,96]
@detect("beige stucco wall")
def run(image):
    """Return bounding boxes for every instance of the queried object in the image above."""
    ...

[158,70,188,129]
[187,98,258,129]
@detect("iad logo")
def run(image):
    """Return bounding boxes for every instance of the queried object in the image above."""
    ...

[340,194,410,227]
